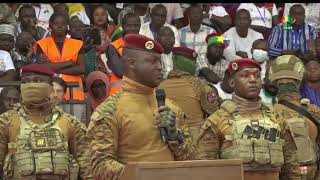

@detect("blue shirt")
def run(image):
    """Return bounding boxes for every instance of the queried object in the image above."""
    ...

[268,23,317,57]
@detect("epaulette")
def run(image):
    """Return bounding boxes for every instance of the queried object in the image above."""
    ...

[219,99,238,114]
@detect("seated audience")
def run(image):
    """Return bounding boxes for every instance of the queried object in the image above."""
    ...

[16,4,50,40]
[283,3,320,32]
[0,87,20,114]
[223,9,263,61]
[35,13,85,102]
[179,5,216,55]
[149,3,184,29]
[300,60,320,108]
[237,3,279,38]
[10,32,36,77]
[139,4,180,47]
[268,4,318,59]
[85,71,109,110]
[0,24,16,82]
[50,76,67,105]
[251,39,270,80]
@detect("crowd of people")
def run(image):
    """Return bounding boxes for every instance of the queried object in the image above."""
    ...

[0,3,320,180]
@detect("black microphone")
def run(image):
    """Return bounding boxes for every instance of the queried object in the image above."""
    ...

[156,89,167,143]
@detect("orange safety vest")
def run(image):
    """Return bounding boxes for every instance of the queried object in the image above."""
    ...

[108,37,125,95]
[111,37,124,56]
[36,37,85,101]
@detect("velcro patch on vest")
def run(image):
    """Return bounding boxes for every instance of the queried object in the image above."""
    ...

[36,138,46,147]
[207,91,217,104]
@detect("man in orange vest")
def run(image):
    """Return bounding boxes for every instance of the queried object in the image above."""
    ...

[105,12,141,96]
[35,13,85,101]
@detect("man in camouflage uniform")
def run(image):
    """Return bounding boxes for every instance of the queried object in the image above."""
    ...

[159,46,221,143]
[0,3,17,25]
[0,64,91,180]
[196,58,301,180]
[270,55,320,180]
[86,34,195,180]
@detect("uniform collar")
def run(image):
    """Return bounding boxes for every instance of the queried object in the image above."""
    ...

[122,76,154,94]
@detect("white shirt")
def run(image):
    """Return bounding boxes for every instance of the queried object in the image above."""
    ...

[139,22,180,47]
[237,3,278,28]
[260,61,267,81]
[223,27,263,61]
[161,52,173,79]
[283,3,320,32]
[33,4,54,29]
[209,5,229,18]
[0,50,15,73]
[214,82,232,100]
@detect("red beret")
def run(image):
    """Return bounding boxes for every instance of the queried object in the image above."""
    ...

[20,64,55,77]
[123,34,164,54]
[172,47,197,60]
[227,58,261,75]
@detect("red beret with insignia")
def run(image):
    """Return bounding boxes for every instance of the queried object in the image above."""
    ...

[172,47,198,60]
[20,64,55,77]
[123,34,164,54]
[227,58,261,75]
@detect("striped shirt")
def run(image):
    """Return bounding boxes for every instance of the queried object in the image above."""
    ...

[179,24,216,55]
[196,53,228,79]
[268,23,318,57]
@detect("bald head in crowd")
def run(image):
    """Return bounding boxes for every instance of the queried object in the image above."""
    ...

[157,26,175,54]
[122,12,141,35]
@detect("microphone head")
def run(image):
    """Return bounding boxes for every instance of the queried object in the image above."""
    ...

[156,89,166,100]
[156,89,166,107]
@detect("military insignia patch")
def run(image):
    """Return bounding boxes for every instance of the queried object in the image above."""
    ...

[145,41,154,50]
[232,62,238,70]
[207,91,217,103]
[36,138,46,147]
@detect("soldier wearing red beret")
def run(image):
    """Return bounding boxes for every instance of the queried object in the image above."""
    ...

[87,34,195,179]
[196,58,301,180]
[0,64,92,179]
[160,46,221,144]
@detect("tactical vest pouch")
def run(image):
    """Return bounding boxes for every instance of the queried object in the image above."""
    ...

[3,153,14,177]
[269,141,284,167]
[69,158,80,180]
[15,151,35,176]
[253,139,270,165]
[221,139,254,163]
[52,151,69,175]
[287,119,316,165]
[33,151,54,174]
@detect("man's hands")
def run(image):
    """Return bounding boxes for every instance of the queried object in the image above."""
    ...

[158,106,178,142]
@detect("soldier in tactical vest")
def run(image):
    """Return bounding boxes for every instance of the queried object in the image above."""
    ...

[159,46,221,143]
[196,58,301,180]
[270,55,320,180]
[0,64,92,180]
[86,34,195,180]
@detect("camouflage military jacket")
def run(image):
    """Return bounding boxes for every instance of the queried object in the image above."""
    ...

[87,76,195,180]
[0,103,92,179]
[196,99,301,180]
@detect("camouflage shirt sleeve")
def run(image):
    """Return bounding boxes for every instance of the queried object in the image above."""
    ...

[86,93,125,180]
[66,113,93,180]
[198,80,221,116]
[195,110,223,160]
[0,111,10,177]
[272,110,301,180]
[166,99,196,160]
[0,4,16,25]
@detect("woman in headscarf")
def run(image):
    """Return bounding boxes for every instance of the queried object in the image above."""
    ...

[85,71,110,110]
